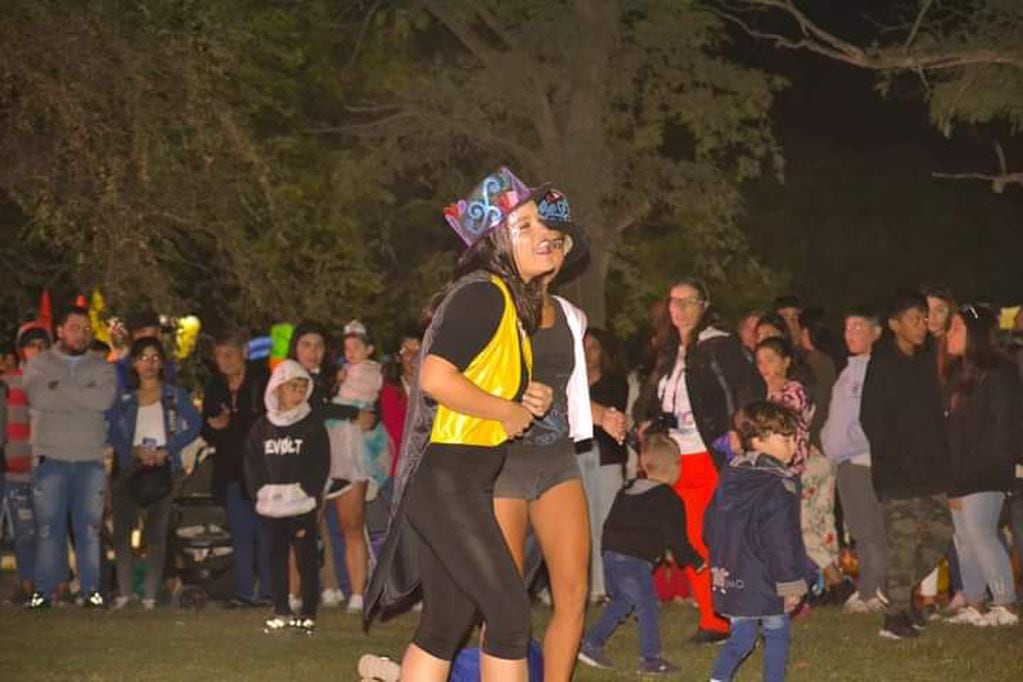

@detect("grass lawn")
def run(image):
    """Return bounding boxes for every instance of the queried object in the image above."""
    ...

[1,595,1021,681]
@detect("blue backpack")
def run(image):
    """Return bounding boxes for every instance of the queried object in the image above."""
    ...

[450,640,544,681]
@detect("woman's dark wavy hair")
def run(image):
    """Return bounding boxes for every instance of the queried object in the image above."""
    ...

[127,336,167,389]
[650,278,718,377]
[755,312,788,338]
[424,219,543,334]
[287,321,338,398]
[947,304,1003,411]
[755,335,795,364]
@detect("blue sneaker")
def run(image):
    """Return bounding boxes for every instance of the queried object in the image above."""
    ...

[577,641,614,670]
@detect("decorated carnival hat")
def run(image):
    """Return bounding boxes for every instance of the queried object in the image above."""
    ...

[536,188,589,269]
[443,167,550,247]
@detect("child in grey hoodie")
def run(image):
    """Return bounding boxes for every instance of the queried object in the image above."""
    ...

[820,309,886,613]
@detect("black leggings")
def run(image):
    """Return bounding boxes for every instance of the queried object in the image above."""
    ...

[266,511,319,618]
[406,446,531,660]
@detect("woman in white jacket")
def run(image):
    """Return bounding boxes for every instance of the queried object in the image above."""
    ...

[492,189,596,682]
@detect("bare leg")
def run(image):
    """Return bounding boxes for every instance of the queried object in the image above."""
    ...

[334,481,368,597]
[480,652,528,682]
[530,480,590,682]
[493,497,530,572]
[400,642,451,682]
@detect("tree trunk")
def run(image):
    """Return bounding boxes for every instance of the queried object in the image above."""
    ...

[558,236,610,327]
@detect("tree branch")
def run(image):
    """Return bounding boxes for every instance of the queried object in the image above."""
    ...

[904,0,933,51]
[931,170,1023,193]
[611,200,652,234]
[716,0,1023,72]
[420,0,503,72]
[934,141,1021,193]
[342,0,383,74]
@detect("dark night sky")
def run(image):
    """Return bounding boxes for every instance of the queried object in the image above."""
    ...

[726,3,1023,311]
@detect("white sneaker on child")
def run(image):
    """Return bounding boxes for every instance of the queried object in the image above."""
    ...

[321,588,345,607]
[358,653,401,681]
[347,593,364,614]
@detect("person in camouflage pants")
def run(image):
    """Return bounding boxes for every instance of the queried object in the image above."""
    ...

[860,293,953,639]
[882,495,953,615]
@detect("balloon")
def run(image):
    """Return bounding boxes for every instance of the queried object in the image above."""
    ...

[248,336,272,360]
[174,315,201,360]
[270,323,294,360]
[88,289,110,344]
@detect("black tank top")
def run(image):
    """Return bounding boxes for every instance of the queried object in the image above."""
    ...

[511,301,574,450]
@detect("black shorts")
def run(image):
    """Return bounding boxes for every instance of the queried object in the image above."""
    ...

[494,440,581,501]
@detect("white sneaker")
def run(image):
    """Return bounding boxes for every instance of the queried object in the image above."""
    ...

[945,605,987,626]
[982,605,1019,627]
[141,598,156,611]
[111,595,136,610]
[347,593,364,614]
[862,596,888,613]
[321,588,344,607]
[843,593,869,614]
[263,615,290,634]
[288,593,302,614]
[358,654,401,682]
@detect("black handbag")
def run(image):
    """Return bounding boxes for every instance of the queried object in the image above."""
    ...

[129,387,179,507]
[130,462,172,507]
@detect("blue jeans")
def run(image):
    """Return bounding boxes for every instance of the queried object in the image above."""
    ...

[1009,491,1023,584]
[5,479,38,584]
[583,551,660,660]
[952,491,1017,606]
[32,458,107,595]
[224,482,272,601]
[712,614,791,682]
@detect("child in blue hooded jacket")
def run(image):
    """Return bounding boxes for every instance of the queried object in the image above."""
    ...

[706,401,816,682]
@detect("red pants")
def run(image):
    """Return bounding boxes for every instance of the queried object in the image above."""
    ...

[673,451,728,634]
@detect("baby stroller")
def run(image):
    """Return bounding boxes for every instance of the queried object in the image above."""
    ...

[168,445,235,608]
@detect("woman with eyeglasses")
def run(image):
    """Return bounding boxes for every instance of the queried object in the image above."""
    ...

[107,336,201,609]
[943,304,1021,627]
[633,278,764,644]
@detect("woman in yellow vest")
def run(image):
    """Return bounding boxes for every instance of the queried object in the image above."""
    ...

[365,167,558,682]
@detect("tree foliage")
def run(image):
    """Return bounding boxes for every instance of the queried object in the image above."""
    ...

[1,0,791,350]
[0,1,385,336]
[339,0,787,329]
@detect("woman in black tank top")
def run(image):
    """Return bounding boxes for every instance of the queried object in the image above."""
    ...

[493,188,594,682]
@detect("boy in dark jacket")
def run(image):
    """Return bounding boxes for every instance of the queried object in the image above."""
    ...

[706,401,815,682]
[860,292,953,639]
[245,360,330,634]
[578,433,705,676]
